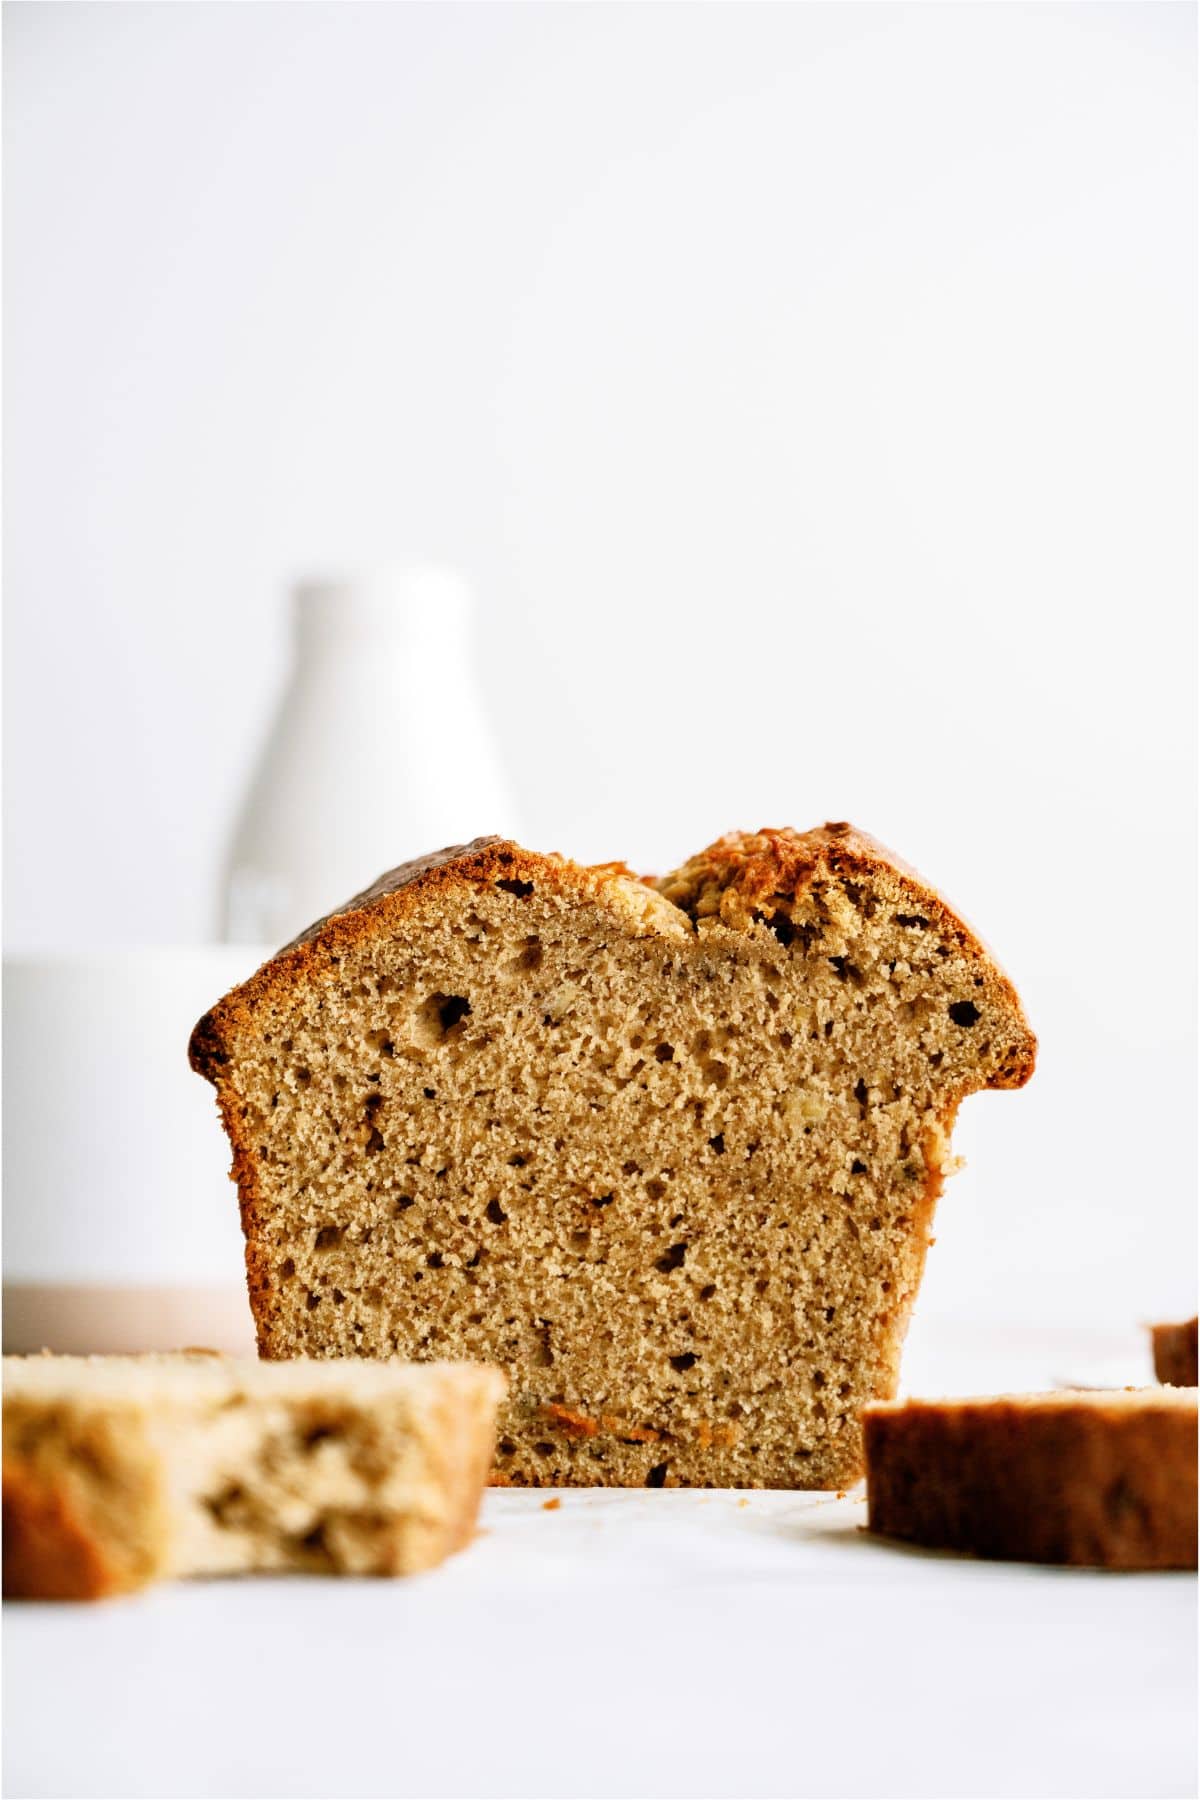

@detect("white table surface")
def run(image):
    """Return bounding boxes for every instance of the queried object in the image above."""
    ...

[5,1321,1196,1800]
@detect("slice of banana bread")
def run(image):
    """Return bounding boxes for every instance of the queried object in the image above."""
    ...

[1151,1317,1198,1387]
[190,824,1036,1489]
[864,1388,1198,1568]
[3,1353,504,1598]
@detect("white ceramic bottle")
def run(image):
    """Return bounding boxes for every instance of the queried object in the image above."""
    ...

[221,565,521,945]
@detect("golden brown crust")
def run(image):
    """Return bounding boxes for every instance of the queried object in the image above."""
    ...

[657,824,1036,1090]
[280,838,513,954]
[192,824,1036,1088]
[864,1391,1198,1569]
[2,1466,132,1600]
[1152,1318,1198,1388]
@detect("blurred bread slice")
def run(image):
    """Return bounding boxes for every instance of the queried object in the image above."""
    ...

[864,1387,1197,1569]
[3,1352,504,1599]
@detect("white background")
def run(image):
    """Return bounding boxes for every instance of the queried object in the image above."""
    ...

[4,11,1196,1316]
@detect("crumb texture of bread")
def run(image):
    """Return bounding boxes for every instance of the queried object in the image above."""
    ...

[2,1355,504,1599]
[863,1389,1198,1568]
[191,826,1035,1490]
[1151,1318,1198,1388]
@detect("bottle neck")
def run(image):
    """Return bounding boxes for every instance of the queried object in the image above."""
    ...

[291,569,473,664]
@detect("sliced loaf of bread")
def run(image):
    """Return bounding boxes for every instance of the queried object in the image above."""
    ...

[3,1353,504,1598]
[864,1388,1198,1568]
[191,825,1036,1489]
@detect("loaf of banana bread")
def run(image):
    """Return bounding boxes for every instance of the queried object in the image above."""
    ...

[191,825,1036,1489]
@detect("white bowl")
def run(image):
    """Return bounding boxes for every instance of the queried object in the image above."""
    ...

[3,948,272,1354]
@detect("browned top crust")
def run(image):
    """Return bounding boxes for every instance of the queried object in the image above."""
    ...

[658,824,1034,1089]
[190,824,1036,1089]
[661,824,988,954]
[280,838,510,952]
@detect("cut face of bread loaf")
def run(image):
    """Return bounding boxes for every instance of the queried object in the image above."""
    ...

[3,1354,504,1598]
[191,825,1036,1489]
